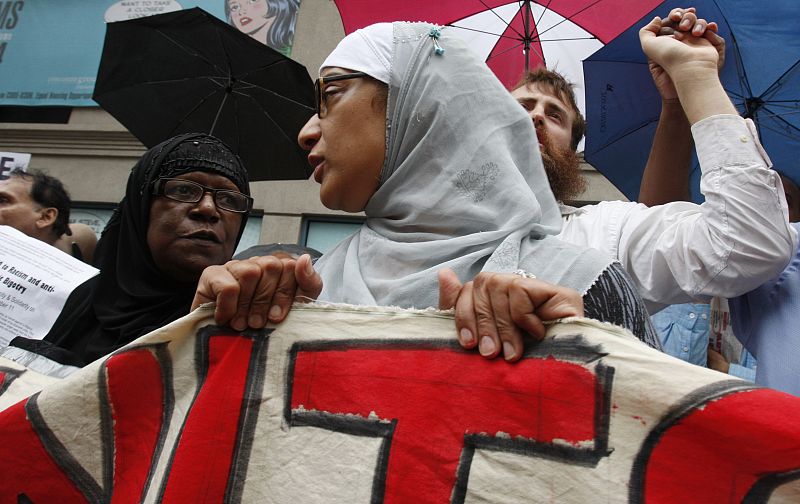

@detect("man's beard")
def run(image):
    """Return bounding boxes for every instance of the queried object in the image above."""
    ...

[538,129,586,203]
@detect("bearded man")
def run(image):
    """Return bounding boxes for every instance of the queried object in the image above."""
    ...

[509,9,796,314]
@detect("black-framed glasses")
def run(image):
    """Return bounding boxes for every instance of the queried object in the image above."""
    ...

[152,178,253,213]
[314,71,368,118]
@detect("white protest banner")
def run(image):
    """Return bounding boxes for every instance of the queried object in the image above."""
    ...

[0,152,31,179]
[0,304,798,502]
[0,226,99,347]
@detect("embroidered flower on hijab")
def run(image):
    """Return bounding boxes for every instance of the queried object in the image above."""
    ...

[484,240,519,271]
[454,162,500,203]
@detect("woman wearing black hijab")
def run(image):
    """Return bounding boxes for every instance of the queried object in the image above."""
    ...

[11,133,320,366]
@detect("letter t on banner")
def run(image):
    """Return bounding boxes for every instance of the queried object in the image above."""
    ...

[287,339,613,503]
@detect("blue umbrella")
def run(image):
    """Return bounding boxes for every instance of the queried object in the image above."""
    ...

[583,0,800,203]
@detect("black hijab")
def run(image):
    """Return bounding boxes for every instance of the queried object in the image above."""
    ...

[14,133,250,365]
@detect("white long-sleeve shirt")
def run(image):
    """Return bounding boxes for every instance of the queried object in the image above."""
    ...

[557,114,798,314]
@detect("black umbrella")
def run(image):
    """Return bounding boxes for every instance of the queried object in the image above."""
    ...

[93,7,315,181]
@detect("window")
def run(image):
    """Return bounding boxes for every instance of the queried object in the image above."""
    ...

[300,216,364,254]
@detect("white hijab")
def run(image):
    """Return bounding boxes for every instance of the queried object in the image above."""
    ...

[315,22,613,308]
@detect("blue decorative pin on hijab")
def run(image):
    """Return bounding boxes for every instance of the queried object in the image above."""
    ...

[429,26,445,55]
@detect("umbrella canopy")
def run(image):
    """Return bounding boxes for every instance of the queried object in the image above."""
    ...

[583,0,800,202]
[93,7,315,181]
[332,0,663,123]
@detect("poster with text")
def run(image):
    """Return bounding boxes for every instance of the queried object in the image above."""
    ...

[0,151,31,179]
[0,226,99,347]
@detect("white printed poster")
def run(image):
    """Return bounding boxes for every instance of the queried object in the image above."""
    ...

[0,226,99,347]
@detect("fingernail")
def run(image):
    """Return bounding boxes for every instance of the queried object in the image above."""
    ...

[249,314,265,328]
[304,255,313,274]
[232,317,246,331]
[269,305,282,321]
[479,336,495,356]
[459,328,474,345]
[503,342,516,361]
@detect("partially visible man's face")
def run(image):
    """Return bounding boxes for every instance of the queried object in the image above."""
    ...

[511,83,586,202]
[511,82,574,154]
[0,176,45,238]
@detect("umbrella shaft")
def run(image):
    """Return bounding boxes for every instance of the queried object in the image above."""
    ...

[523,0,532,72]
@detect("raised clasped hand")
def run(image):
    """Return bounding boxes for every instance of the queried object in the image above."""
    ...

[641,9,723,78]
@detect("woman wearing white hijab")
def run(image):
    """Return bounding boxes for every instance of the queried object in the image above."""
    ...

[297,21,660,360]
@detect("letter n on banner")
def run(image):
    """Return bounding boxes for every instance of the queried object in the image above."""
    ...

[0,327,271,503]
[0,345,170,503]
[285,336,614,502]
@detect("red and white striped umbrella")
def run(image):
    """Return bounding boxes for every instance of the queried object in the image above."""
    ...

[333,0,663,122]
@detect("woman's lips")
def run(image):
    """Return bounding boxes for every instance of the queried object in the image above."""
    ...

[183,230,222,244]
[308,153,325,183]
[313,161,325,184]
[240,16,252,26]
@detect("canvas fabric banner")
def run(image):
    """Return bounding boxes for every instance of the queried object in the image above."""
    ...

[0,303,799,502]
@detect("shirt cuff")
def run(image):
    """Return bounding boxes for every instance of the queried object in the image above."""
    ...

[692,114,772,171]
[728,363,756,382]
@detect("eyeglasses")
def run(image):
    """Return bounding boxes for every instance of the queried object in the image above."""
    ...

[152,178,253,213]
[314,71,368,118]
